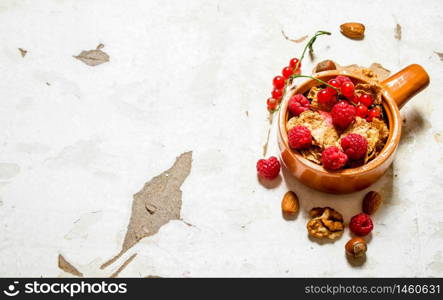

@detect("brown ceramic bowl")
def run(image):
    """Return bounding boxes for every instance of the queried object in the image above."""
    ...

[278,64,429,194]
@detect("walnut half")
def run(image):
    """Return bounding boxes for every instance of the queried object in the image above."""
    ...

[307,207,344,239]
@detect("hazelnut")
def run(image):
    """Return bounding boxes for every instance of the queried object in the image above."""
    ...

[362,191,382,215]
[345,237,367,258]
[340,22,365,40]
[313,60,337,73]
[281,191,299,216]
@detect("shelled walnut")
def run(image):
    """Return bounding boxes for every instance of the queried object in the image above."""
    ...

[307,207,344,239]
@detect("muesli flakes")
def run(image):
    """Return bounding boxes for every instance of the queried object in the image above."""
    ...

[287,111,339,149]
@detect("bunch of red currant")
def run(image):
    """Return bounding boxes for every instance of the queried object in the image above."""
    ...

[316,75,381,122]
[267,58,302,111]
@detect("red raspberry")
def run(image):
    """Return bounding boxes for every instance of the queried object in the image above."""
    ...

[288,126,312,149]
[321,146,348,170]
[331,101,356,129]
[256,156,281,180]
[349,213,374,236]
[335,75,352,86]
[288,94,310,116]
[340,133,368,160]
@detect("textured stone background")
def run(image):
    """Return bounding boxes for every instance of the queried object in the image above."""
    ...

[0,0,442,277]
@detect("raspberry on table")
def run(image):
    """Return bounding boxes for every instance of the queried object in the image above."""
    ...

[256,156,281,180]
[349,213,374,236]
[331,101,356,129]
[321,146,348,170]
[340,133,368,160]
[288,94,311,116]
[288,125,312,150]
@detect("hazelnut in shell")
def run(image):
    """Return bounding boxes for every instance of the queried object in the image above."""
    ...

[313,60,337,73]
[345,237,367,258]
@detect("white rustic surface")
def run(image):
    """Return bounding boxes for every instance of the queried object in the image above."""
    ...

[0,0,442,277]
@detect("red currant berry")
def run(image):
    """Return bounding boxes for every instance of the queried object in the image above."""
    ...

[294,68,301,75]
[367,107,381,121]
[317,88,334,104]
[347,94,358,105]
[272,88,283,100]
[289,58,301,69]
[341,81,355,98]
[273,76,285,89]
[267,98,278,111]
[358,94,373,107]
[327,79,340,95]
[356,104,369,118]
[282,67,293,79]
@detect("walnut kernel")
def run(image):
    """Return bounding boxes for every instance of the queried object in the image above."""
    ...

[306,207,344,239]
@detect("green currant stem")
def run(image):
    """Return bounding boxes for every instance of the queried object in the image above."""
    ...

[293,30,331,72]
[270,30,333,114]
[290,74,340,93]
[349,98,358,106]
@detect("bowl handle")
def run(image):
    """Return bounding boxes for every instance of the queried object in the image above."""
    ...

[380,64,429,109]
